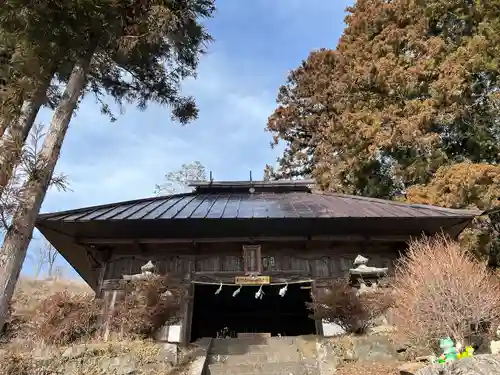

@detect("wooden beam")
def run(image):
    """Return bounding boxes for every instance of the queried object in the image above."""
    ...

[79,235,412,245]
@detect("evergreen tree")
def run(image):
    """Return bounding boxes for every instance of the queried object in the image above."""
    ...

[0,0,214,197]
[267,0,500,198]
[0,0,215,329]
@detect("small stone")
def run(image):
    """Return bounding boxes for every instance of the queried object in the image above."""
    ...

[490,340,500,355]
[368,324,396,335]
[343,348,356,361]
[399,362,427,375]
[158,343,178,364]
[351,335,398,362]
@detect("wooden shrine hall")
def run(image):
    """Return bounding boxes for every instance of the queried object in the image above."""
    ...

[35,179,480,343]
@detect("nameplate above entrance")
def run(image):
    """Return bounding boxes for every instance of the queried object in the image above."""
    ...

[235,276,270,285]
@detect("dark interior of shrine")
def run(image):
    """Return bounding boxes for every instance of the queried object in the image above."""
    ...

[190,282,316,342]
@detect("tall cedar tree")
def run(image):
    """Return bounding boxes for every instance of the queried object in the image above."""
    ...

[0,0,213,200]
[0,0,215,329]
[0,0,102,188]
[267,0,500,197]
[266,0,500,260]
[407,163,500,263]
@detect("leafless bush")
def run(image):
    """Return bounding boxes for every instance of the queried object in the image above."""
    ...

[307,278,393,333]
[393,234,500,351]
[31,291,101,345]
[110,275,185,338]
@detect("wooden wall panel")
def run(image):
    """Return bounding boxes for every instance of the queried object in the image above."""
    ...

[102,241,403,281]
[104,255,191,280]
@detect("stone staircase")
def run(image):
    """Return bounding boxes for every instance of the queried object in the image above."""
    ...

[205,335,319,375]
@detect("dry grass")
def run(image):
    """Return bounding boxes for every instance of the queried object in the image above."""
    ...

[393,234,500,352]
[31,291,102,345]
[11,278,93,314]
[4,278,94,341]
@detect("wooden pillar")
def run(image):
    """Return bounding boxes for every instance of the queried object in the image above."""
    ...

[181,257,194,345]
[181,282,195,345]
[311,280,323,337]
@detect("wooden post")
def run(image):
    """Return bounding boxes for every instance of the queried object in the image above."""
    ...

[181,258,194,345]
[181,282,195,345]
[311,280,323,337]
[103,289,118,342]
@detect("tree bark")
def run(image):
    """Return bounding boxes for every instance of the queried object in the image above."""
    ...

[0,75,53,195]
[0,48,95,330]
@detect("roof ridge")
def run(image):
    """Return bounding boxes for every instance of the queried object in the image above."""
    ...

[313,191,483,216]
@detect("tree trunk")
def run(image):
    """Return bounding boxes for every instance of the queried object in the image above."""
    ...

[0,48,95,330]
[0,75,53,196]
[0,123,8,138]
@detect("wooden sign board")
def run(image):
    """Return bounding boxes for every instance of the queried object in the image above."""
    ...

[234,275,270,285]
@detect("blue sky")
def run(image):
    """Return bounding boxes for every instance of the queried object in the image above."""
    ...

[22,0,353,279]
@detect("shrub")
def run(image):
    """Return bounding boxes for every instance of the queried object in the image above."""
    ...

[110,275,185,338]
[307,278,393,333]
[393,234,500,351]
[31,291,101,345]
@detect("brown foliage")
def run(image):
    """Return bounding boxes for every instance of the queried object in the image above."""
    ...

[308,278,393,333]
[393,235,500,351]
[267,0,500,199]
[31,291,101,345]
[110,275,185,338]
[406,163,500,210]
[407,162,500,261]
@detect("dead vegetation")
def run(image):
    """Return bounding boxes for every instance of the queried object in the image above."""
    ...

[0,276,188,375]
[4,275,185,345]
[392,234,500,352]
[110,275,185,338]
[307,278,394,334]
[32,291,102,345]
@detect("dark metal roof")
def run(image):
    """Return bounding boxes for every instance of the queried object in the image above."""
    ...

[34,182,481,290]
[38,190,480,223]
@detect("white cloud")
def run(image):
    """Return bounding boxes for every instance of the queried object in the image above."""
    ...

[39,49,279,213]
[24,0,353,280]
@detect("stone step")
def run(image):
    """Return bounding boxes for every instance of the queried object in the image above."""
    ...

[210,343,298,356]
[208,349,302,365]
[210,337,298,354]
[207,361,319,375]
